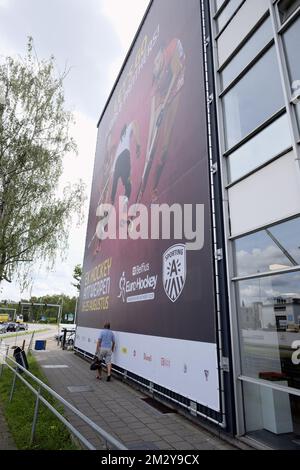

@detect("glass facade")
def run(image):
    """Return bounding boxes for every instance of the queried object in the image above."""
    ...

[228,114,291,181]
[237,271,300,379]
[234,217,300,277]
[223,47,285,149]
[221,18,273,91]
[216,0,244,32]
[212,0,300,449]
[243,382,300,448]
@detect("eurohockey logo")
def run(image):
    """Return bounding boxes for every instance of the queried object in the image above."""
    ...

[163,244,186,303]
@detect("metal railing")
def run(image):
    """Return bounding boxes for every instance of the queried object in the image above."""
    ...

[0,347,127,451]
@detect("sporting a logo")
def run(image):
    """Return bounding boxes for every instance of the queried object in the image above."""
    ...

[163,244,186,302]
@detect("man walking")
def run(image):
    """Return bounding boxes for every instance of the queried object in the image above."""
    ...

[95,322,115,382]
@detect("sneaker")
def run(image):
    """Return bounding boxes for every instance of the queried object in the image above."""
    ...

[106,375,111,382]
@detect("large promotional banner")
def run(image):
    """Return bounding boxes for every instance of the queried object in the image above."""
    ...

[76,0,220,411]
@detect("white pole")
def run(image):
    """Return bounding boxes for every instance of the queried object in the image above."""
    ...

[74,297,78,325]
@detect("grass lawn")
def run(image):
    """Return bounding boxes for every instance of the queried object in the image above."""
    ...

[0,354,79,450]
[0,328,49,340]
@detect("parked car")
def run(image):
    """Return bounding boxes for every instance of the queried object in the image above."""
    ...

[55,330,75,346]
[16,323,28,331]
[6,322,17,332]
[0,323,8,334]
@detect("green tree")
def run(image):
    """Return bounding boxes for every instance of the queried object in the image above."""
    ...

[30,294,76,323]
[0,38,85,286]
[72,264,82,293]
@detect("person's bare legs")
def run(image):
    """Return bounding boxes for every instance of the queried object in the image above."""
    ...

[107,362,112,381]
[96,364,102,380]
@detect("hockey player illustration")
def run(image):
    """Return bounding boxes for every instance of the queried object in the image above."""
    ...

[136,38,186,203]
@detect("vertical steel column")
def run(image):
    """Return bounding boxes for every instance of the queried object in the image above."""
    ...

[200,0,227,429]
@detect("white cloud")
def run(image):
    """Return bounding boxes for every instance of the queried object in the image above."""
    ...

[61,111,97,188]
[0,262,79,301]
[0,0,9,8]
[101,0,149,52]
[0,36,15,58]
[0,0,150,301]
[236,244,295,276]
[101,0,150,89]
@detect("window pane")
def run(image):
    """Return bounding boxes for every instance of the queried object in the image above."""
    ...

[223,47,285,149]
[283,15,300,131]
[217,0,270,68]
[216,0,244,32]
[228,114,291,181]
[235,217,300,277]
[243,382,300,448]
[278,0,300,24]
[216,0,226,12]
[221,18,273,90]
[237,271,300,388]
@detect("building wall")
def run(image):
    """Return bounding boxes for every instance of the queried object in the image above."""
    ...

[210,0,300,443]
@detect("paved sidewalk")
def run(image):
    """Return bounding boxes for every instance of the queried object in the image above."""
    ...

[33,342,237,451]
[0,405,16,450]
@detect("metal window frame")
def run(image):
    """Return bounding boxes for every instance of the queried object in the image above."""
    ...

[219,38,275,96]
[223,107,286,158]
[209,0,246,438]
[270,0,300,165]
[233,265,300,283]
[239,376,300,400]
[217,11,271,72]
[221,48,286,153]
[229,211,300,241]
[201,0,229,431]
[226,146,293,188]
[231,214,300,281]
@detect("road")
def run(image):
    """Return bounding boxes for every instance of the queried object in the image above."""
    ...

[0,325,58,353]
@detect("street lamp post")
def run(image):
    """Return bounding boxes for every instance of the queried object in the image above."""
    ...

[74,297,78,325]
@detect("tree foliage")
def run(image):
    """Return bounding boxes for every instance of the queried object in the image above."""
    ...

[0,38,85,285]
[71,264,82,293]
[30,294,76,322]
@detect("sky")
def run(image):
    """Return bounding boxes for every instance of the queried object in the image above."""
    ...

[0,0,149,301]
